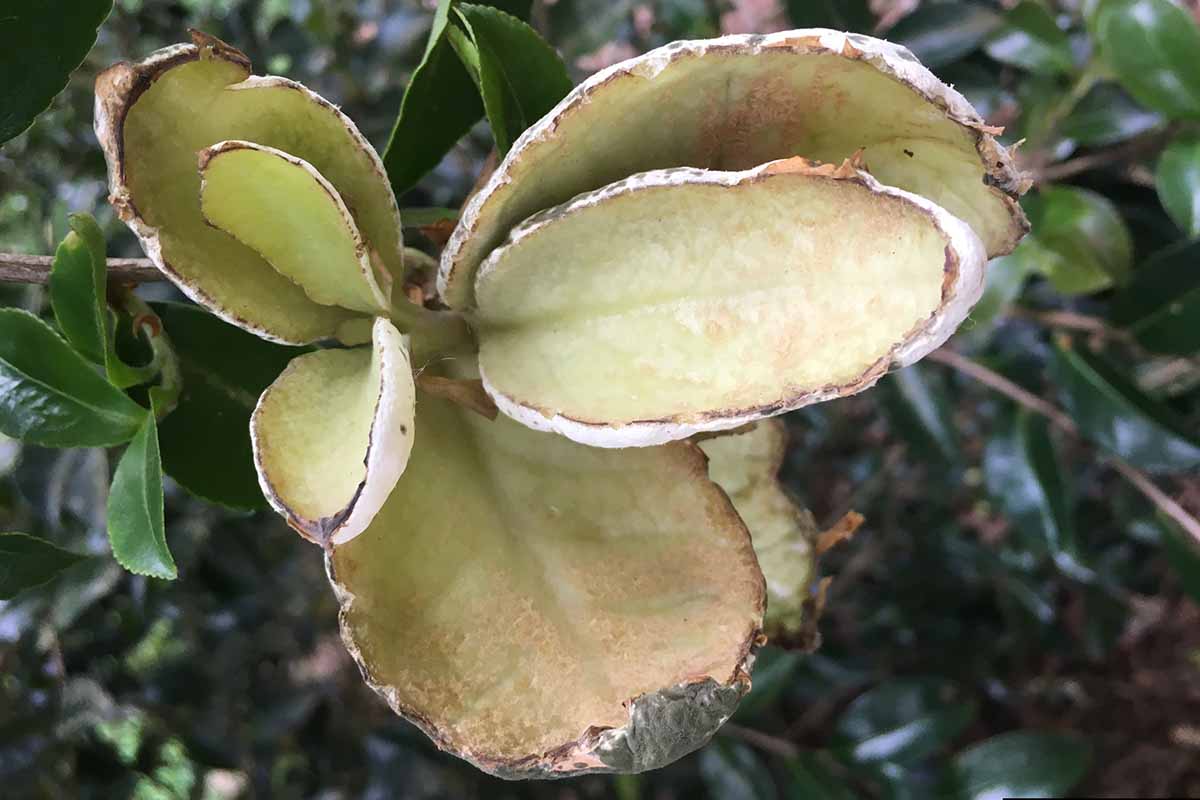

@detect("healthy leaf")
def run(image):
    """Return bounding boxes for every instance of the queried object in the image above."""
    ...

[1059,83,1164,148]
[0,0,113,145]
[832,678,976,765]
[955,252,1032,350]
[1051,342,1200,473]
[880,364,961,466]
[382,1,485,198]
[1156,136,1200,237]
[698,741,776,800]
[152,302,304,511]
[329,359,764,777]
[984,1,1074,75]
[888,3,1002,69]
[733,646,803,721]
[0,532,88,600]
[106,396,175,579]
[944,731,1091,800]
[1020,187,1133,294]
[1093,0,1200,120]
[784,0,874,32]
[452,4,572,154]
[1109,239,1200,355]
[0,308,146,447]
[476,159,986,446]
[785,752,858,800]
[253,318,415,545]
[1160,520,1200,606]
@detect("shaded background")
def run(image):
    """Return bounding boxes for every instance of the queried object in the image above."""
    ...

[2,0,1200,797]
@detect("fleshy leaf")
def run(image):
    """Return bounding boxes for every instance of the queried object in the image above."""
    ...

[253,318,415,545]
[0,532,89,600]
[476,158,985,446]
[107,395,175,580]
[440,28,1028,308]
[0,308,146,448]
[199,141,390,315]
[699,421,819,645]
[328,361,764,777]
[95,31,404,344]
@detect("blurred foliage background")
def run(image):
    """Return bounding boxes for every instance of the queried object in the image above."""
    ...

[3,0,1200,797]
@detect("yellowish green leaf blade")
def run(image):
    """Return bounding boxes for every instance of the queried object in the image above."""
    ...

[476,159,986,446]
[441,28,1027,308]
[329,361,764,777]
[252,318,415,545]
[200,141,390,315]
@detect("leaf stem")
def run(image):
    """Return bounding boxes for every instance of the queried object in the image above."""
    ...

[114,290,182,419]
[926,348,1200,547]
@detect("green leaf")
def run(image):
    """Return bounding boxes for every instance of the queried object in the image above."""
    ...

[0,0,113,145]
[944,731,1091,799]
[1021,187,1133,294]
[453,4,572,154]
[1059,83,1164,148]
[1156,135,1200,237]
[984,1,1074,75]
[785,752,857,800]
[152,302,305,511]
[984,410,1081,567]
[1160,520,1200,605]
[1051,342,1200,473]
[699,740,776,800]
[888,3,1002,70]
[0,308,146,447]
[106,395,175,579]
[1094,0,1200,120]
[956,253,1032,350]
[832,677,976,765]
[382,1,485,197]
[784,0,874,32]
[733,646,803,721]
[1110,239,1200,355]
[880,364,961,466]
[0,532,88,600]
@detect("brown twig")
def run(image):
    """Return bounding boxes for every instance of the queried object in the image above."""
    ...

[0,253,162,285]
[720,722,800,758]
[1031,127,1177,185]
[927,348,1200,547]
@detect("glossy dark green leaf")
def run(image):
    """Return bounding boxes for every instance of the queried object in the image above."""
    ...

[786,752,857,800]
[0,532,88,600]
[956,253,1032,350]
[1094,0,1200,120]
[944,731,1091,799]
[0,308,146,447]
[832,678,976,765]
[1059,83,1164,148]
[1021,187,1133,294]
[783,0,874,32]
[1110,239,1200,355]
[153,302,304,511]
[734,646,802,721]
[984,1,1074,75]
[1156,136,1200,237]
[889,3,1002,70]
[1051,342,1200,473]
[453,4,572,154]
[106,395,174,580]
[881,364,961,466]
[0,0,113,145]
[1160,520,1200,605]
[699,740,776,800]
[382,1,485,198]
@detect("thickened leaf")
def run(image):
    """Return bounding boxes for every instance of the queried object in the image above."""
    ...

[382,2,484,197]
[199,141,390,315]
[107,397,175,579]
[0,309,146,447]
[0,0,112,145]
[1093,0,1200,120]
[1156,136,1200,237]
[329,362,764,777]
[0,532,88,600]
[253,319,414,545]
[96,31,403,344]
[1052,342,1200,473]
[699,421,819,642]
[441,28,1027,308]
[984,1,1074,75]
[153,302,304,510]
[1110,240,1200,355]
[453,4,572,154]
[477,159,986,446]
[833,677,976,765]
[1021,187,1133,294]
[944,731,1091,800]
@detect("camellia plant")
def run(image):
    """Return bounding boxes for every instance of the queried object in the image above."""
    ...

[82,22,1028,777]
